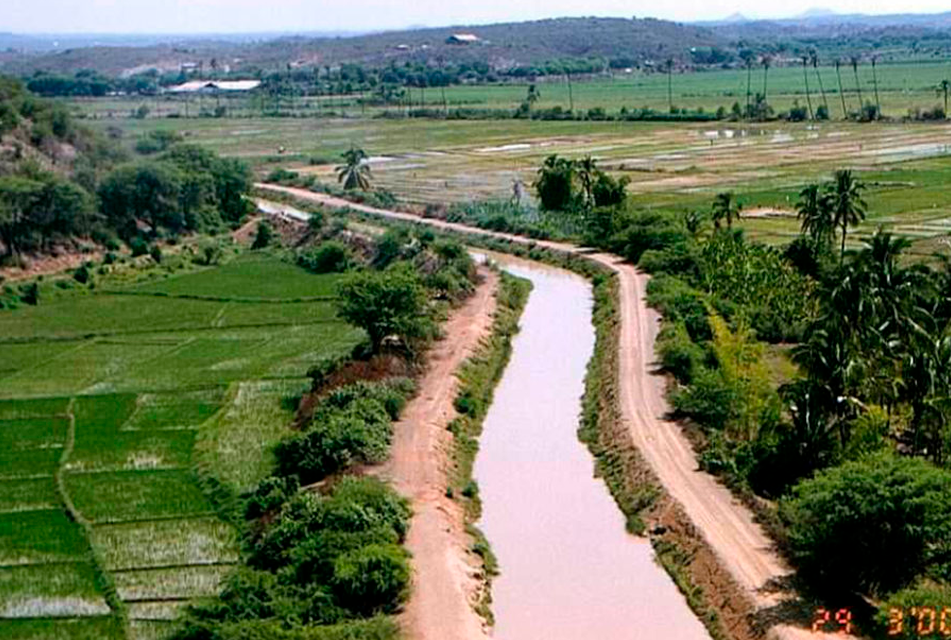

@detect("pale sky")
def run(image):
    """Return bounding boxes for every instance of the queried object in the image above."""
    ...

[4,0,951,34]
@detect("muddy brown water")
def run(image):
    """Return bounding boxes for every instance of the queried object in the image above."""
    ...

[473,254,710,640]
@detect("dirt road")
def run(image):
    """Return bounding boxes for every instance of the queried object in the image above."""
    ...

[380,269,498,640]
[257,184,839,640]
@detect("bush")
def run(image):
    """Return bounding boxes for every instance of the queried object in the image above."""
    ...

[252,221,274,250]
[73,263,92,284]
[657,322,705,383]
[129,237,149,257]
[275,398,393,484]
[780,454,951,599]
[298,242,352,274]
[331,544,410,615]
[150,244,163,263]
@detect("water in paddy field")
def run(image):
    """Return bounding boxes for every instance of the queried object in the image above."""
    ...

[473,254,710,640]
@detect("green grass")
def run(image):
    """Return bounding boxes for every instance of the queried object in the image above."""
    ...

[68,430,196,473]
[92,517,238,571]
[67,470,214,523]
[0,509,90,565]
[0,417,68,450]
[112,565,229,601]
[196,378,310,493]
[123,389,226,431]
[0,478,60,513]
[128,255,340,299]
[0,617,125,640]
[0,449,63,480]
[0,398,70,420]
[0,563,109,617]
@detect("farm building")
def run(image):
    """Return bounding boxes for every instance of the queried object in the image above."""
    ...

[166,80,261,94]
[446,33,480,44]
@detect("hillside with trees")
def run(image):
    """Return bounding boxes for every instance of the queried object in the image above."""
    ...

[0,75,252,265]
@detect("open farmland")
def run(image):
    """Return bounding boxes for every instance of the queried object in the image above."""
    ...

[68,60,951,121]
[105,113,951,256]
[0,254,361,640]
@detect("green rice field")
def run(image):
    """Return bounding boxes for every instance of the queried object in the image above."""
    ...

[0,254,361,640]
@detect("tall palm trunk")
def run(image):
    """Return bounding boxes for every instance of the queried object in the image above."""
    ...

[835,60,849,118]
[763,63,769,104]
[871,57,882,118]
[813,56,830,115]
[746,62,752,120]
[565,71,574,112]
[802,57,814,120]
[668,66,673,112]
[852,58,864,110]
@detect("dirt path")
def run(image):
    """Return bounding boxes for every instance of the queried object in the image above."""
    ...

[257,184,840,640]
[380,269,498,640]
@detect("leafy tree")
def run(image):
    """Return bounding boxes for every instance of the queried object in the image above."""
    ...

[336,147,371,191]
[534,154,575,212]
[780,454,951,598]
[334,266,430,353]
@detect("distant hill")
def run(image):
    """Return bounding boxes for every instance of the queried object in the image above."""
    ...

[0,17,725,77]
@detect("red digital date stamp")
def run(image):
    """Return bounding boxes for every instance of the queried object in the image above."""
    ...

[813,607,951,636]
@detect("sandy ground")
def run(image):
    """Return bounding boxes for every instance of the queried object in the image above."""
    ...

[376,269,498,640]
[257,184,844,640]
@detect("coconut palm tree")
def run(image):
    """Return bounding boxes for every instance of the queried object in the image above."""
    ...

[525,84,541,116]
[576,155,598,207]
[740,50,755,120]
[811,51,830,117]
[712,192,742,230]
[665,58,675,113]
[871,55,882,119]
[761,54,772,104]
[336,147,371,191]
[834,59,850,118]
[802,54,815,121]
[826,169,867,261]
[851,56,864,112]
[938,79,950,117]
[797,183,834,247]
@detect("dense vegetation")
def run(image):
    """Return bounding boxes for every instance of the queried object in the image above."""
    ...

[0,75,251,263]
[170,220,481,640]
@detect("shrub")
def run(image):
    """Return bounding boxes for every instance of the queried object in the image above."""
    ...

[781,454,951,598]
[129,237,149,257]
[150,244,163,263]
[657,322,705,383]
[252,221,274,250]
[298,242,352,274]
[332,544,410,615]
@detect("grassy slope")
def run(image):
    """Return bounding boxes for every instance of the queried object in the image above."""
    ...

[0,253,361,640]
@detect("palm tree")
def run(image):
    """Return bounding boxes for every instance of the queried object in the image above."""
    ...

[712,192,742,230]
[826,169,867,261]
[565,67,575,112]
[761,54,772,105]
[834,59,850,118]
[851,56,864,112]
[938,80,950,117]
[740,50,755,120]
[870,55,882,119]
[576,156,598,207]
[665,58,675,113]
[336,147,371,191]
[525,84,541,117]
[796,183,834,247]
[802,54,815,121]
[811,51,830,117]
